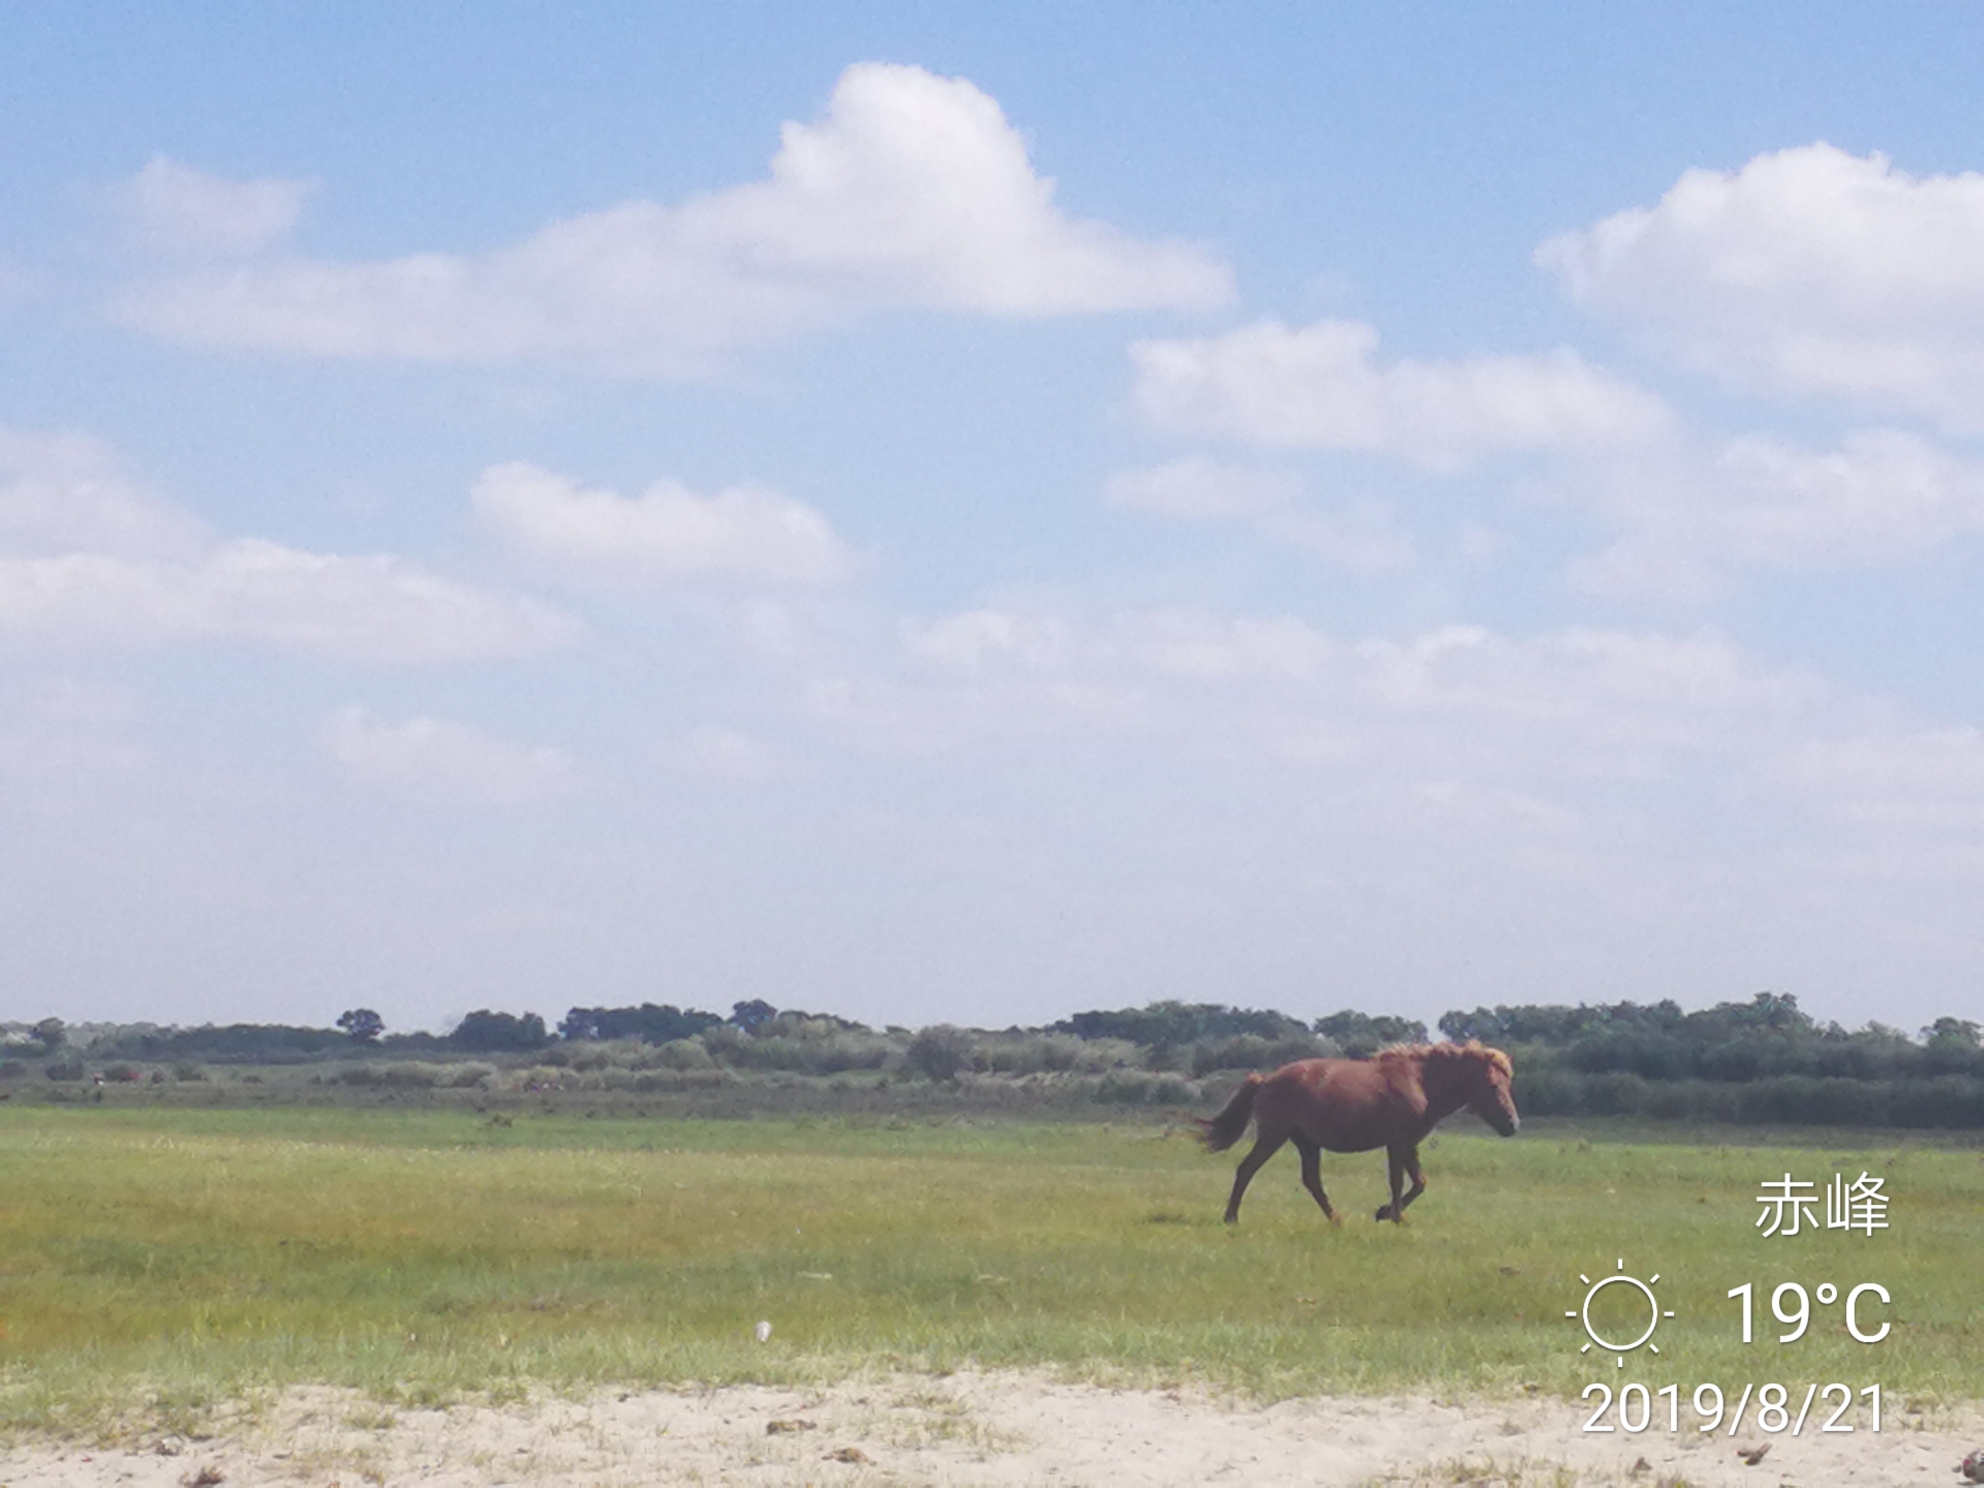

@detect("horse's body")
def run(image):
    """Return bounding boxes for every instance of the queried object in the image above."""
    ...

[1197,1042,1518,1225]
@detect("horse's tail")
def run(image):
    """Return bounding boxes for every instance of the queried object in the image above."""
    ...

[1196,1073,1263,1152]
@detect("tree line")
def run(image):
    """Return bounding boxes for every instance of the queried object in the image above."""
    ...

[7,993,1980,1128]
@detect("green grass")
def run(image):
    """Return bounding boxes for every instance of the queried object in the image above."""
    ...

[0,1105,1976,1437]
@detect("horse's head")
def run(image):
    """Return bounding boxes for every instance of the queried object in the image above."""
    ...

[1450,1042,1520,1136]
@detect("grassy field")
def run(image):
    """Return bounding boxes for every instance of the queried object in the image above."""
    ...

[0,1104,1976,1436]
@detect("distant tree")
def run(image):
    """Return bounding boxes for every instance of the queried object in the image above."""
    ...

[561,1003,724,1044]
[1313,1010,1428,1056]
[1439,1004,1606,1045]
[86,1023,349,1064]
[729,999,778,1035]
[907,1024,975,1082]
[336,1008,385,1044]
[1925,1017,1981,1049]
[1054,1001,1307,1050]
[449,1009,551,1052]
[1919,1017,1984,1078]
[1720,990,1811,1034]
[1438,1001,1687,1047]
[31,1017,65,1052]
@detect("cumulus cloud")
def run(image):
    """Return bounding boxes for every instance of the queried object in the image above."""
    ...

[112,63,1232,372]
[1539,144,1984,430]
[813,605,1811,768]
[0,677,148,792]
[1105,457,1299,520]
[1130,319,1670,469]
[661,725,778,781]
[325,706,580,805]
[1566,429,1984,599]
[786,601,1984,1024]
[0,428,576,662]
[1787,726,1984,828]
[0,426,207,558]
[473,461,853,586]
[1105,456,1415,572]
[0,542,576,663]
[105,156,314,256]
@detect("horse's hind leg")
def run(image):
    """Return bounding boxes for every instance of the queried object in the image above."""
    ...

[1223,1131,1287,1224]
[1291,1134,1340,1225]
[1374,1143,1427,1223]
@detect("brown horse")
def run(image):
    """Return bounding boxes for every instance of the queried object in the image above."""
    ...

[1198,1041,1518,1225]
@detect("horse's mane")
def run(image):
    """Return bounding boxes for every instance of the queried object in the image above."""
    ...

[1375,1039,1513,1077]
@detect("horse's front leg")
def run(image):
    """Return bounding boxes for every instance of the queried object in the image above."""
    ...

[1374,1143,1426,1222]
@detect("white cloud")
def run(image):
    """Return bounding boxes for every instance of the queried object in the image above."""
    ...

[112,63,1232,372]
[1105,456,1415,572]
[1788,727,1984,828]
[1130,319,1670,469]
[1105,457,1297,520]
[662,725,777,781]
[1539,144,1984,430]
[0,426,207,558]
[473,461,853,586]
[0,542,577,663]
[901,608,1089,678]
[0,428,577,662]
[815,606,1811,769]
[106,156,314,255]
[0,678,148,794]
[1566,429,1984,599]
[325,706,580,805]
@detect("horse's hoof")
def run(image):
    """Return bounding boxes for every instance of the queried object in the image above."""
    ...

[1373,1206,1391,1221]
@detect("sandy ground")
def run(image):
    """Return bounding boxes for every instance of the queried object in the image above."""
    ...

[3,1374,1979,1487]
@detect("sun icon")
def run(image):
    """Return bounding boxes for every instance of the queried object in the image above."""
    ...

[1566,1259,1675,1368]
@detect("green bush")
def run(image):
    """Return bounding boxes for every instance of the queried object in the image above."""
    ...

[1508,1062,1583,1115]
[1187,1032,1327,1076]
[979,1033,1082,1074]
[1093,1070,1199,1105]
[1581,1072,1648,1116]
[1887,1075,1984,1129]
[704,1025,898,1075]
[338,1062,442,1089]
[1646,1082,1694,1120]
[906,1025,975,1082]
[654,1038,714,1071]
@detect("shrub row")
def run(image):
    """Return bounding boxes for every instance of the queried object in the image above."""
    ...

[1514,1068,1984,1129]
[13,995,1981,1131]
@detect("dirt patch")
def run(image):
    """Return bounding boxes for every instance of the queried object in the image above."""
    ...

[2,1374,1977,1486]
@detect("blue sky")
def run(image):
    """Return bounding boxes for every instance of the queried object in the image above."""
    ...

[4,5,1983,1035]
